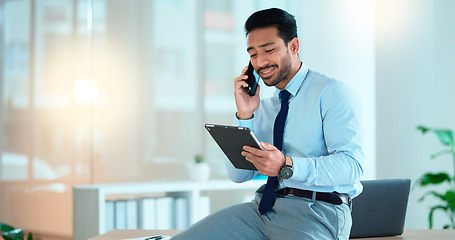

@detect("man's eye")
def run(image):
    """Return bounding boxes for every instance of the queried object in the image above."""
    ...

[265,48,275,53]
[250,54,257,58]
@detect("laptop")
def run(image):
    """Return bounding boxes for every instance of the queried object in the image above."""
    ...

[349,179,411,238]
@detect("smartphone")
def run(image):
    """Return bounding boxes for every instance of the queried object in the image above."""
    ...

[244,61,258,96]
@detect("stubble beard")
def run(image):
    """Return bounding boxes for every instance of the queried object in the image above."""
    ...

[262,52,293,87]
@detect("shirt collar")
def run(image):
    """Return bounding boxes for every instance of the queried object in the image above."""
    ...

[274,62,309,98]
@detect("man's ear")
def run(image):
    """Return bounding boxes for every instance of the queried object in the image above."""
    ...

[289,37,299,55]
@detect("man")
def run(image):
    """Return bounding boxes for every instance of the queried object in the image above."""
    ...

[173,8,363,240]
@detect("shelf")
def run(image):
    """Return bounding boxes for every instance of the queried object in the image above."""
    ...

[73,179,264,240]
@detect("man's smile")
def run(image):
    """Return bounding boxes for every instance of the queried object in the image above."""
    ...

[259,66,277,79]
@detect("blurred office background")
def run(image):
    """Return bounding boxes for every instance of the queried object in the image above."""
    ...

[1,0,454,239]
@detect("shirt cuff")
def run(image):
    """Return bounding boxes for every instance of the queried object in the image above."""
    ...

[236,113,254,131]
[288,156,312,183]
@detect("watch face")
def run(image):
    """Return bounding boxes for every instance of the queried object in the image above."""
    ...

[280,166,293,179]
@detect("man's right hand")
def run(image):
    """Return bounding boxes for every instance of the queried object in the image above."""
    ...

[234,66,260,119]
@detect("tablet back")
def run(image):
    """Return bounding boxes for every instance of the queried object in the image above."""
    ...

[205,124,260,170]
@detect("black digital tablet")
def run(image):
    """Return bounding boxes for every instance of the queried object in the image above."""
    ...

[205,124,263,170]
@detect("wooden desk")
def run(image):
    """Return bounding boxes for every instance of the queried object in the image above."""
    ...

[88,230,181,240]
[89,229,455,240]
[356,229,455,240]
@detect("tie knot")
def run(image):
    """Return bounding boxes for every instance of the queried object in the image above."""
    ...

[279,90,291,103]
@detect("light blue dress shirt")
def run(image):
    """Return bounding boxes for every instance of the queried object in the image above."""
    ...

[226,62,364,198]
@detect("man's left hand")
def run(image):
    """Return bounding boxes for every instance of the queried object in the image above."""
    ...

[242,142,285,177]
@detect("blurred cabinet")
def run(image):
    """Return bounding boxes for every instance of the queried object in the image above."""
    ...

[73,179,263,240]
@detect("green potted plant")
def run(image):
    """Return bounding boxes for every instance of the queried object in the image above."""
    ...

[416,125,455,229]
[0,223,33,240]
[188,154,210,182]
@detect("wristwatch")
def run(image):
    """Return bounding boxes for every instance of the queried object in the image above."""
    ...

[279,157,293,179]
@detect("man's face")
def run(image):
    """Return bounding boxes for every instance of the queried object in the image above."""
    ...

[247,26,293,88]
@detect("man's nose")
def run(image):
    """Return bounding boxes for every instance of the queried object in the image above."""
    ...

[256,54,269,69]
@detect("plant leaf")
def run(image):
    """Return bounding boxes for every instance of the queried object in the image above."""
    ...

[2,235,15,240]
[0,223,15,234]
[446,191,455,211]
[431,149,453,159]
[419,190,446,202]
[27,232,33,240]
[418,173,451,186]
[417,125,430,134]
[1,228,24,240]
[417,126,454,146]
[432,129,454,146]
[429,206,448,229]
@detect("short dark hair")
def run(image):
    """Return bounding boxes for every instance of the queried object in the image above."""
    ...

[244,8,298,45]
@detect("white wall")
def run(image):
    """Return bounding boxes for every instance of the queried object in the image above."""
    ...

[300,0,376,180]
[293,0,455,230]
[376,0,455,229]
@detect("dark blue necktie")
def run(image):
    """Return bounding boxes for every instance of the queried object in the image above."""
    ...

[258,90,291,215]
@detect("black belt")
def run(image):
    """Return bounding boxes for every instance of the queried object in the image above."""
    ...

[276,187,351,207]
